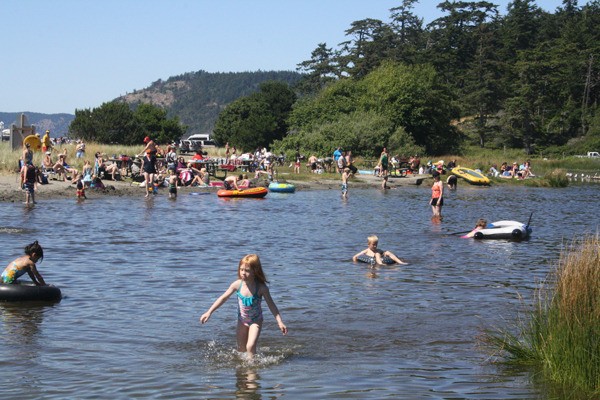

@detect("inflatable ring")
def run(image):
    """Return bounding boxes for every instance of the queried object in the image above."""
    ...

[0,282,62,302]
[356,254,395,265]
[23,135,42,152]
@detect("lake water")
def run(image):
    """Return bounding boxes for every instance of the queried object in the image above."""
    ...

[1,182,599,399]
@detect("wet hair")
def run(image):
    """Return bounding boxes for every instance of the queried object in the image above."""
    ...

[367,235,379,245]
[238,254,268,284]
[24,240,44,262]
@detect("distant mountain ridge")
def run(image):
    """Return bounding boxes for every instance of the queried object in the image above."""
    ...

[1,70,303,138]
[117,70,303,135]
[0,112,74,137]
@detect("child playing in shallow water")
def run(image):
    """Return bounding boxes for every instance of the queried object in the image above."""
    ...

[199,254,288,359]
[462,218,488,238]
[353,235,407,265]
[1,241,46,286]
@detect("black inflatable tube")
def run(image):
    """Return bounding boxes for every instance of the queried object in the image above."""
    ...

[356,254,396,265]
[0,283,62,302]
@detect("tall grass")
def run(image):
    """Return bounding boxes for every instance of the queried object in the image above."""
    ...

[482,234,600,394]
[0,141,226,174]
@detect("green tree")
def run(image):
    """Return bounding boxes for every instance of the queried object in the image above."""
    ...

[296,43,339,95]
[388,0,425,64]
[69,101,185,144]
[337,18,395,78]
[133,103,186,145]
[358,62,460,154]
[212,81,296,151]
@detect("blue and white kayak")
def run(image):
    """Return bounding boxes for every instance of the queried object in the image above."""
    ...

[473,220,532,240]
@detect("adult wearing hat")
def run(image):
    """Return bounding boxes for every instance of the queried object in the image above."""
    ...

[42,130,52,153]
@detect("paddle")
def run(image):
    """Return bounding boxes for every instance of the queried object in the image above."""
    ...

[526,211,533,228]
[447,229,472,236]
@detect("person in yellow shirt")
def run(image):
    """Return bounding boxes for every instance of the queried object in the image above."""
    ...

[42,130,52,153]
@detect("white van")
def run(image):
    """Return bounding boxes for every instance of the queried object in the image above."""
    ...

[186,134,217,147]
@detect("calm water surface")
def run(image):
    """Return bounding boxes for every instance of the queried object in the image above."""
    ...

[1,183,599,399]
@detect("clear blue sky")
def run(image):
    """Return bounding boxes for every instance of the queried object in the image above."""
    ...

[2,0,564,114]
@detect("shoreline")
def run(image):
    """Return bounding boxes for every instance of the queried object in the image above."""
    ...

[0,172,428,203]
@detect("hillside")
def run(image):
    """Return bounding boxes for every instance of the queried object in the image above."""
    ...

[117,70,303,135]
[2,70,303,139]
[0,112,74,137]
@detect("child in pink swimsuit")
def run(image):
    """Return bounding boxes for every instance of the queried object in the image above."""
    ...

[199,254,288,359]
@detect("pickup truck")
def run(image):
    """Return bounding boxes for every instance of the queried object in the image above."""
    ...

[575,152,600,158]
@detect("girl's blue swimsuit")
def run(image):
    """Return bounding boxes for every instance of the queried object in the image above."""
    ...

[237,281,263,326]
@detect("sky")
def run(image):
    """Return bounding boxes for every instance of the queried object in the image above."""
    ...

[2,0,565,115]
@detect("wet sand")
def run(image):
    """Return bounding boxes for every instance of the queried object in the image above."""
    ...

[0,172,427,203]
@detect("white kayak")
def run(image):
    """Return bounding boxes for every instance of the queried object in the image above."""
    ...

[473,220,532,240]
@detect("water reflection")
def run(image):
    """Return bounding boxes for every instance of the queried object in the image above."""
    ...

[235,367,261,399]
[0,303,47,358]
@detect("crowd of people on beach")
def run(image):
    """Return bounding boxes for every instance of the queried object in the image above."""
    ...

[17,132,296,203]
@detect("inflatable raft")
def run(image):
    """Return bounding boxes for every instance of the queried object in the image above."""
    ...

[471,220,532,240]
[450,166,490,186]
[356,254,395,265]
[0,282,62,302]
[217,187,268,198]
[268,182,296,193]
[23,135,42,152]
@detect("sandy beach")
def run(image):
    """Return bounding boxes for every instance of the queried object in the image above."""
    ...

[0,171,427,203]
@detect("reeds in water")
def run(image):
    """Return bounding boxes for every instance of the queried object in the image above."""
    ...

[482,234,600,394]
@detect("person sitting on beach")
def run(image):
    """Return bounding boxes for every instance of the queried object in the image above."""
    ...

[223,174,242,190]
[2,241,46,286]
[42,151,53,170]
[54,151,78,181]
[94,153,118,180]
[192,149,204,161]
[462,218,488,238]
[353,235,407,265]
[90,174,105,189]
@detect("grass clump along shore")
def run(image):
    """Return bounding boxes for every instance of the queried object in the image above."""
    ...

[483,234,600,394]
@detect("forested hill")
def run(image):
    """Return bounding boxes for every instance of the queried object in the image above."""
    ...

[0,112,74,136]
[117,70,303,135]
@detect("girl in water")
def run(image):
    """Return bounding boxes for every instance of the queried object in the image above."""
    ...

[200,254,288,359]
[430,172,444,219]
[462,218,488,238]
[1,241,46,286]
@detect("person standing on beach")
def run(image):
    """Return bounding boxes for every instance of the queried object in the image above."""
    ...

[21,142,33,168]
[75,140,86,158]
[379,148,389,177]
[42,130,52,153]
[138,136,157,157]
